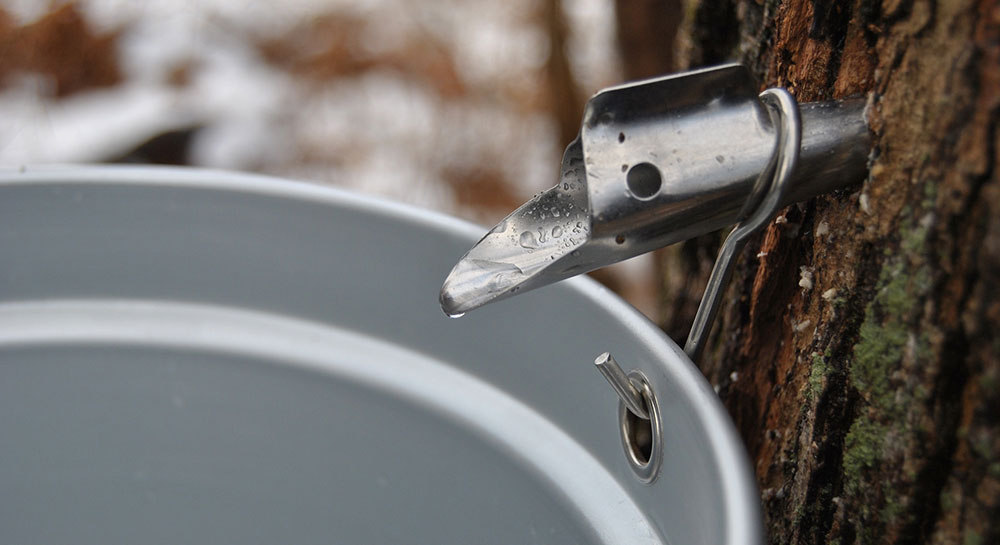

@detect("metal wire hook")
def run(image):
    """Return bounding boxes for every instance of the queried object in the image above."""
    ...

[683,88,803,363]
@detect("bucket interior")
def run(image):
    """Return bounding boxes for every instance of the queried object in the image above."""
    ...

[0,167,761,545]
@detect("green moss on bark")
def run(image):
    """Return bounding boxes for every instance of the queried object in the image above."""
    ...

[843,414,886,497]
[807,351,831,400]
[843,212,934,531]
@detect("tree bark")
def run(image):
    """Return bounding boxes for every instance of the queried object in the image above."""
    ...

[641,1,1000,543]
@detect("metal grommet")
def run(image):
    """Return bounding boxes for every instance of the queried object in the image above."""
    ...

[617,370,661,483]
[594,352,663,483]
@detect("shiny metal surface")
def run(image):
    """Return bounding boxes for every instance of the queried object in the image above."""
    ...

[594,351,648,419]
[683,88,801,362]
[439,64,870,316]
[0,166,763,545]
[438,140,591,315]
[619,371,662,483]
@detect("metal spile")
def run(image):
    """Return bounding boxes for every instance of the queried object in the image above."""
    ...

[440,64,870,343]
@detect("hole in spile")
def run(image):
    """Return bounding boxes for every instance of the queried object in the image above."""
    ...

[626,162,662,200]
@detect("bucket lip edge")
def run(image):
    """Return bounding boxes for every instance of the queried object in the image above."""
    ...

[0,163,487,238]
[0,163,763,545]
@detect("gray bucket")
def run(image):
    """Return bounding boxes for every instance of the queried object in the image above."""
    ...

[0,166,762,545]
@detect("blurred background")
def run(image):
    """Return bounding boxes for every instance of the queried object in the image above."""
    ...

[0,0,685,319]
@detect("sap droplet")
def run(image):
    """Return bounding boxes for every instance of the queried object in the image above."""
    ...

[552,226,563,238]
[519,231,539,249]
[538,229,548,243]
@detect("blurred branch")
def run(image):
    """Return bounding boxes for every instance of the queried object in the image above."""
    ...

[255,13,465,98]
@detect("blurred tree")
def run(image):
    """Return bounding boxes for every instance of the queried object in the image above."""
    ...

[542,0,585,149]
[0,3,121,97]
[613,0,681,79]
[617,1,1000,543]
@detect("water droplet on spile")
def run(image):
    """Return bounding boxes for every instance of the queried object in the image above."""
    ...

[519,231,538,249]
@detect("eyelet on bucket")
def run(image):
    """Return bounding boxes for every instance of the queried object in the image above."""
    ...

[618,371,662,483]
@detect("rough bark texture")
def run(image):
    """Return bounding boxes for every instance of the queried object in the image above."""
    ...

[649,1,1000,543]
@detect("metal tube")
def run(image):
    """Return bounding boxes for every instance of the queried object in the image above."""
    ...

[594,352,649,419]
[781,99,871,208]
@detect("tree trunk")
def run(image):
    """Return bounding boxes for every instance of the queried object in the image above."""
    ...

[642,1,1000,543]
